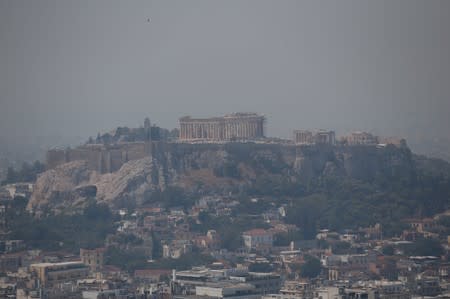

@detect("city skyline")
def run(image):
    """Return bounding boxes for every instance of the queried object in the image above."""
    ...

[1,2,450,297]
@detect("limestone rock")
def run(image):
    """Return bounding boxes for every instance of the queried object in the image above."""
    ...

[27,160,92,215]
[93,157,156,206]
[28,157,158,215]
[28,142,418,216]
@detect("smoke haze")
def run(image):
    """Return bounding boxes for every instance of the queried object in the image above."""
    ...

[1,0,449,159]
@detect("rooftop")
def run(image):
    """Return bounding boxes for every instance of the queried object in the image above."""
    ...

[243,229,272,236]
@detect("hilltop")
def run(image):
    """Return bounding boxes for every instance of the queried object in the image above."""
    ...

[24,139,450,235]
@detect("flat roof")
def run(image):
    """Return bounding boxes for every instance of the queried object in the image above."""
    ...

[30,261,85,268]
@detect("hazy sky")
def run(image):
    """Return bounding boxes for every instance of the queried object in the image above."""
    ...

[1,0,449,146]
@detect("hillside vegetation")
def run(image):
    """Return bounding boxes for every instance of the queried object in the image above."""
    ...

[20,142,450,242]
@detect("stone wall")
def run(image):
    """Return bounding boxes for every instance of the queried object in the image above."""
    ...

[46,149,67,170]
[46,142,151,174]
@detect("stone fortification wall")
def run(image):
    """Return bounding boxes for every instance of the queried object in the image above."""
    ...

[66,147,103,172]
[46,142,151,174]
[46,150,67,170]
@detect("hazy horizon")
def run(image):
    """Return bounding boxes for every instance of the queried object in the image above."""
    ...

[1,1,450,160]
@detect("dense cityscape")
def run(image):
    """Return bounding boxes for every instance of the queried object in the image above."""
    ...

[0,113,449,298]
[2,1,450,299]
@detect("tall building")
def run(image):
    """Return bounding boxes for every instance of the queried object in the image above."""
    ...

[0,203,7,231]
[30,261,89,287]
[242,229,273,250]
[80,248,105,272]
[179,113,265,141]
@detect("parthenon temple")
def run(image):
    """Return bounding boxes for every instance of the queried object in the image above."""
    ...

[179,113,265,141]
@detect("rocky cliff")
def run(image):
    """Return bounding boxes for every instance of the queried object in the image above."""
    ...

[28,142,420,216]
[294,144,415,181]
[29,157,159,215]
[28,160,93,216]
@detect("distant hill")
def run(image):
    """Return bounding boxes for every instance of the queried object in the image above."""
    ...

[26,141,450,236]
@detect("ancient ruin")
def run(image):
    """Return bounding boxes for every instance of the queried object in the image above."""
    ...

[179,113,265,141]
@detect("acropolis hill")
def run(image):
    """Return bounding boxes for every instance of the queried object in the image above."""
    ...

[47,113,267,173]
[30,113,415,216]
[45,113,406,174]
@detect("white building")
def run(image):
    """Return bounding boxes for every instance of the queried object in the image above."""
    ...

[242,229,273,250]
[196,283,259,299]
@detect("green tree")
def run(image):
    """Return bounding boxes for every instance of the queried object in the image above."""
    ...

[248,263,274,273]
[145,187,193,210]
[438,216,450,227]
[300,255,321,278]
[286,194,326,240]
[2,161,45,185]
[404,238,444,256]
[105,247,148,273]
[331,241,352,254]
[151,231,163,259]
[149,250,216,270]
[382,245,395,256]
[9,202,115,252]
